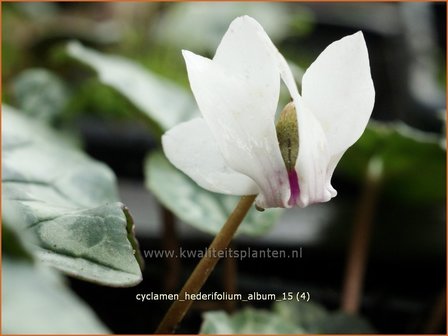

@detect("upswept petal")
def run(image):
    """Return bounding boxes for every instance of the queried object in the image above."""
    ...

[182,46,290,208]
[162,118,259,195]
[213,16,280,116]
[271,33,374,207]
[301,31,375,155]
[168,16,374,209]
[294,102,334,207]
[273,43,337,207]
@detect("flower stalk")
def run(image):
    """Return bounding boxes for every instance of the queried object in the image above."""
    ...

[341,157,383,314]
[155,195,256,334]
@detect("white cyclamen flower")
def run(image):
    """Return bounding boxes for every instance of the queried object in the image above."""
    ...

[162,16,375,209]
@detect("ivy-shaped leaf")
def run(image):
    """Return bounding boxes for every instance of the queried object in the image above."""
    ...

[2,105,143,286]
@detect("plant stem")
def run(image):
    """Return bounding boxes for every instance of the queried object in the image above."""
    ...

[341,157,383,314]
[423,288,446,333]
[155,195,256,334]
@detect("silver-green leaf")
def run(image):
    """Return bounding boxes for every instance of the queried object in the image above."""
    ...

[201,301,375,334]
[200,308,304,334]
[2,105,143,286]
[2,258,110,334]
[12,68,69,122]
[67,41,198,131]
[273,300,375,333]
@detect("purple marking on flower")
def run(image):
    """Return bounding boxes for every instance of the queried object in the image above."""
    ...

[288,169,300,206]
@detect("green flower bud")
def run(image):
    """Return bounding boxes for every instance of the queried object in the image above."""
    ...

[276,102,299,172]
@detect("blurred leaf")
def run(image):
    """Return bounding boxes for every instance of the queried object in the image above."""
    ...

[14,2,58,21]
[2,205,109,333]
[273,301,374,333]
[66,78,142,120]
[314,312,375,334]
[145,151,283,237]
[200,308,304,334]
[201,301,375,334]
[338,121,446,203]
[273,300,327,331]
[2,5,26,80]
[151,2,296,53]
[2,258,110,334]
[67,41,198,131]
[2,105,143,287]
[2,224,33,261]
[13,68,69,122]
[289,10,315,37]
[3,203,34,262]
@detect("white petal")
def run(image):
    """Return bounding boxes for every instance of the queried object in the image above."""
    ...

[162,118,258,195]
[272,32,374,207]
[325,152,344,198]
[272,40,337,207]
[301,31,375,155]
[293,101,334,207]
[213,16,280,116]
[182,46,290,208]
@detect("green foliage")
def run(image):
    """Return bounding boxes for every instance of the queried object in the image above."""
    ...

[12,68,69,122]
[3,205,34,262]
[200,301,375,334]
[3,105,143,286]
[201,308,304,334]
[273,300,327,330]
[339,121,446,204]
[67,41,198,132]
[2,4,26,79]
[3,259,110,334]
[145,151,283,237]
[273,301,374,333]
[2,206,110,333]
[66,78,142,121]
